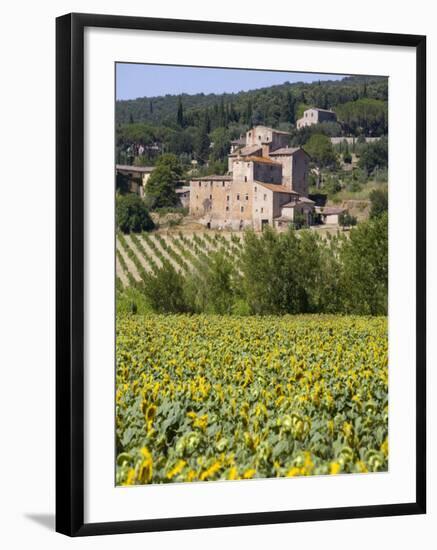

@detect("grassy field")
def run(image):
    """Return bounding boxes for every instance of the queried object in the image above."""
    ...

[116,314,388,485]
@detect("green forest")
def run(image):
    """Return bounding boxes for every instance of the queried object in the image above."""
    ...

[117,211,388,318]
[116,74,388,170]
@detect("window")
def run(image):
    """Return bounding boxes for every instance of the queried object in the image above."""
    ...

[226,206,229,211]
[245,194,249,201]
[244,176,247,182]
[209,194,212,200]
[198,182,201,187]
[258,135,261,140]
[222,181,225,187]
[241,206,244,213]
[263,194,267,201]
[254,186,257,192]
[237,194,240,200]
[210,181,213,186]
[261,207,264,213]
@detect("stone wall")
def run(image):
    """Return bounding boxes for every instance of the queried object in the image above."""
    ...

[274,155,292,189]
[253,161,282,184]
[252,186,274,230]
[232,159,254,182]
[273,191,293,218]
[324,213,340,225]
[245,126,289,151]
[291,151,309,196]
[189,178,232,219]
[189,175,254,230]
[272,151,309,196]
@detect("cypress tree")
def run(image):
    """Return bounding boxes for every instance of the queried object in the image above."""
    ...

[177,97,184,127]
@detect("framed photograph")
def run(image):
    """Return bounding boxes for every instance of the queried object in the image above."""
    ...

[56,12,426,536]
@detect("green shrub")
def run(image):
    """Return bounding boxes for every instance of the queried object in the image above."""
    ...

[116,287,151,315]
[347,181,362,193]
[343,151,352,164]
[323,177,342,196]
[116,194,155,233]
[339,212,358,228]
[143,263,190,313]
[369,188,388,219]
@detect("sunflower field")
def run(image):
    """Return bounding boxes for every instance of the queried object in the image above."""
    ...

[116,314,388,485]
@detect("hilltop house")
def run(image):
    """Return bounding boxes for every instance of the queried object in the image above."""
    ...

[189,126,315,230]
[296,108,337,129]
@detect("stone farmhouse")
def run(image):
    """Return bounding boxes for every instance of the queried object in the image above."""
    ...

[116,165,189,208]
[116,164,155,197]
[296,108,337,129]
[189,126,315,230]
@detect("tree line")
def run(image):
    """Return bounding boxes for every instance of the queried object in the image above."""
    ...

[116,75,388,168]
[120,211,387,317]
[116,75,387,129]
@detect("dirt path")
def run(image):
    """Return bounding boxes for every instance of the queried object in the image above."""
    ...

[115,256,129,287]
[116,238,142,282]
[137,235,164,269]
[125,234,156,273]
[148,234,184,272]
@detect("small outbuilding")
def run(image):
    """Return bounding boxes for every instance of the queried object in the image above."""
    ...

[317,206,346,225]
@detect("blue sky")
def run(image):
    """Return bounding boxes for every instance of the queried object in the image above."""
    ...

[116,63,347,100]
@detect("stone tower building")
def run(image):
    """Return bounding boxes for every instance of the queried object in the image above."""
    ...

[190,125,314,230]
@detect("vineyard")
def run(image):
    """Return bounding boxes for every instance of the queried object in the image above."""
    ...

[116,314,388,485]
[116,230,243,289]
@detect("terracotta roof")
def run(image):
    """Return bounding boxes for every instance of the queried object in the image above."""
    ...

[116,164,155,173]
[320,206,345,215]
[297,196,315,204]
[256,182,298,194]
[269,147,309,157]
[240,145,263,156]
[281,197,315,208]
[242,156,281,165]
[229,145,263,157]
[190,175,233,181]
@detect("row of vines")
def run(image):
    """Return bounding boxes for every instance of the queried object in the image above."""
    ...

[116,231,242,289]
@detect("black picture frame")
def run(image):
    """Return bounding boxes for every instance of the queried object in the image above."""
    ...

[56,12,426,537]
